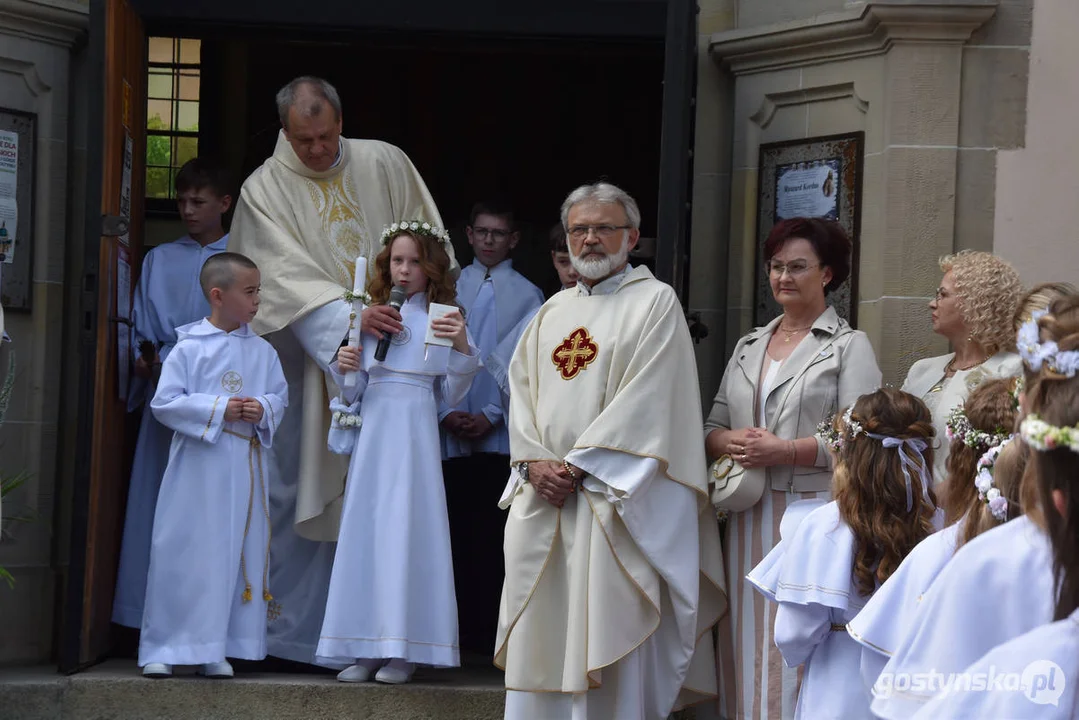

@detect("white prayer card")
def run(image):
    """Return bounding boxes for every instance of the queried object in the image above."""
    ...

[425,303,459,347]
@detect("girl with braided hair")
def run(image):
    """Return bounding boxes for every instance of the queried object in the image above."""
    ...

[747,388,939,719]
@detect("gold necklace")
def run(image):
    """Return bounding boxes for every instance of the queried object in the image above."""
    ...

[778,324,811,343]
[945,355,989,374]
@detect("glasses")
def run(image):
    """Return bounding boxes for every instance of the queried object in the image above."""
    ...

[767,261,819,278]
[568,224,632,241]
[471,227,512,241]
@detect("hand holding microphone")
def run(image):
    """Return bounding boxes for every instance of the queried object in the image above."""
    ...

[374,285,408,362]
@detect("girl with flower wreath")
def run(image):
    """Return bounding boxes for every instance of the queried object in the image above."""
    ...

[869,290,1079,720]
[911,294,1079,719]
[315,222,479,684]
[746,387,939,720]
[847,377,1022,690]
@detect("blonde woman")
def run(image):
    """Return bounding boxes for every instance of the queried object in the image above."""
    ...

[901,250,1023,486]
[705,217,881,720]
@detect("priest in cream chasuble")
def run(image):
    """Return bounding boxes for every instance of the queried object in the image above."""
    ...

[497,260,727,719]
[228,78,454,665]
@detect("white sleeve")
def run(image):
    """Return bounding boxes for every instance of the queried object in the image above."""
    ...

[291,299,351,370]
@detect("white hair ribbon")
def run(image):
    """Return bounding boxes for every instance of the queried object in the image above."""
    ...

[867,434,933,512]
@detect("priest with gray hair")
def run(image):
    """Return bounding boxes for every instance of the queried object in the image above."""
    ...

[228,75,455,667]
[496,182,726,719]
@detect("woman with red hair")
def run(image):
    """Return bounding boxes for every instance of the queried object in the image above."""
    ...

[705,217,881,719]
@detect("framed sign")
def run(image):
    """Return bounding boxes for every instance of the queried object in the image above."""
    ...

[0,108,36,311]
[754,132,863,327]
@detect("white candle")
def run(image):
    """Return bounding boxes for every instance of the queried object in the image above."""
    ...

[352,257,367,294]
[343,256,367,390]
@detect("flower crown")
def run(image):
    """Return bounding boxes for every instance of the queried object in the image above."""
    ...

[380,220,451,246]
[974,437,1014,521]
[944,404,1011,450]
[1020,414,1079,454]
[816,405,866,453]
[1017,309,1079,377]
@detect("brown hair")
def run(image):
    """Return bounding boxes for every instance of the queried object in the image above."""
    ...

[834,388,938,597]
[958,438,1027,548]
[940,378,1019,527]
[368,231,458,310]
[763,217,851,293]
[1023,294,1079,619]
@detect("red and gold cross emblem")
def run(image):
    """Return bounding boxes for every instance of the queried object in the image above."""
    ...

[552,327,599,380]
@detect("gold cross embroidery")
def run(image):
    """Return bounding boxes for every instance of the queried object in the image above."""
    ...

[552,328,599,380]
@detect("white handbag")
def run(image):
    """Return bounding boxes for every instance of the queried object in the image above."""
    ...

[709,453,766,515]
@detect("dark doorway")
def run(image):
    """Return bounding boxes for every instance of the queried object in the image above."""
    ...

[209,31,665,293]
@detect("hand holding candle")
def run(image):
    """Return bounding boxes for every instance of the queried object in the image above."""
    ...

[343,257,367,389]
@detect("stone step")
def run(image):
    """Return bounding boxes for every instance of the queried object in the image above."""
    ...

[1,659,708,719]
[1,660,506,720]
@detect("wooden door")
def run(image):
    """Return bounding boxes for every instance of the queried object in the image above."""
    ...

[655,0,698,303]
[60,0,146,672]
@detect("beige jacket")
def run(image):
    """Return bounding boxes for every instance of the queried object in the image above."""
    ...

[705,306,882,494]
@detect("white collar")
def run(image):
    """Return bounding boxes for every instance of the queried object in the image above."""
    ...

[576,264,632,297]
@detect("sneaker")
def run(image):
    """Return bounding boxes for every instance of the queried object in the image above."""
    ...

[199,660,234,679]
[142,663,172,678]
[374,658,415,685]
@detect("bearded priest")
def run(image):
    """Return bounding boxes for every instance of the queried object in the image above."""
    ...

[496,183,727,719]
[228,76,455,667]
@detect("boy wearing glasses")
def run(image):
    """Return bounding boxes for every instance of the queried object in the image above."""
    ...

[441,200,544,655]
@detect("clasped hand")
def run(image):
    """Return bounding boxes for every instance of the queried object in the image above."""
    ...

[441,411,494,440]
[726,427,787,468]
[224,397,264,424]
[527,460,583,509]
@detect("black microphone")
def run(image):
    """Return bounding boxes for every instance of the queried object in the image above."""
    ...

[374,285,407,362]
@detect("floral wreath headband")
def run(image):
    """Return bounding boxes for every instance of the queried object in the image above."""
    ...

[945,404,1012,450]
[1017,309,1079,377]
[974,437,1014,522]
[816,405,934,512]
[380,220,451,247]
[1020,414,1079,454]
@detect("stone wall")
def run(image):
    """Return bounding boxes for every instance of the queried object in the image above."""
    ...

[993,0,1078,283]
[699,0,1027,390]
[0,0,88,664]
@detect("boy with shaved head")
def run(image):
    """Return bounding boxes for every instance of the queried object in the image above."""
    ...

[139,252,288,680]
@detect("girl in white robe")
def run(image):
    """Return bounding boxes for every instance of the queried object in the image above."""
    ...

[748,388,939,720]
[913,296,1079,718]
[315,225,479,685]
[139,254,288,677]
[847,377,1021,690]
[869,299,1079,719]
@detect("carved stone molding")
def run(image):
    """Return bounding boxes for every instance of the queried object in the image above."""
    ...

[749,82,869,129]
[0,56,52,96]
[710,1,997,75]
[0,0,89,48]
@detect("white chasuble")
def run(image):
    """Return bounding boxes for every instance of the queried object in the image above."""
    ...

[139,320,287,666]
[497,265,727,720]
[228,132,450,664]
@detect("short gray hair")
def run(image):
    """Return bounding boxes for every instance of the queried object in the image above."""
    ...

[276,76,342,129]
[560,183,641,231]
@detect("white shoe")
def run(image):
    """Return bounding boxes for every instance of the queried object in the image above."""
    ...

[337,658,383,683]
[375,659,415,685]
[142,663,172,678]
[199,660,234,678]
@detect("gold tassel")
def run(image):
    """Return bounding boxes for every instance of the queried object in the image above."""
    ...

[263,590,273,602]
[242,585,252,603]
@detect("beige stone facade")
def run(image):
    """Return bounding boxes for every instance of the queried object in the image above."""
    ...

[0,0,89,663]
[1,0,1075,670]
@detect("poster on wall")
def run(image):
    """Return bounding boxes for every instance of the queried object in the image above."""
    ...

[0,129,18,264]
[755,132,864,327]
[0,109,35,311]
